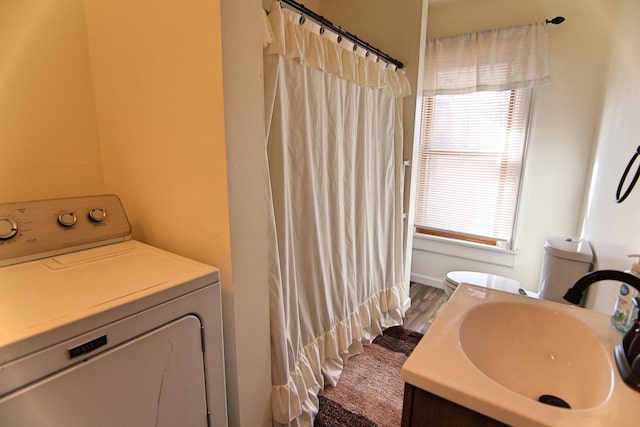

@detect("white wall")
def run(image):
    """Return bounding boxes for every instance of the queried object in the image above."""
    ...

[581,0,640,313]
[411,0,618,292]
[220,1,273,426]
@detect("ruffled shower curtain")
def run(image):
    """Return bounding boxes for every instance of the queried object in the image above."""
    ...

[263,2,411,425]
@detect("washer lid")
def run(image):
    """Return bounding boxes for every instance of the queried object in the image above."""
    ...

[445,271,521,294]
[544,236,593,263]
[0,240,219,365]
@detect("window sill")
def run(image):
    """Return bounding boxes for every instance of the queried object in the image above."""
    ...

[412,232,518,267]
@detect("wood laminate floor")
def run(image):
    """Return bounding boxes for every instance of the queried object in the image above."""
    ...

[403,283,448,334]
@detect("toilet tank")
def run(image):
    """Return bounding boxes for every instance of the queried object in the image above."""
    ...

[538,236,593,304]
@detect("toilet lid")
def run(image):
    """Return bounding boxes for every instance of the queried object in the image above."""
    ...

[445,271,521,294]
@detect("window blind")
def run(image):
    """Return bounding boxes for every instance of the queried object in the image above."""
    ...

[414,88,532,247]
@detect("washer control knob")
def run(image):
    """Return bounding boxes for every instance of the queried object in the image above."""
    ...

[58,211,77,227]
[0,218,18,240]
[88,208,107,222]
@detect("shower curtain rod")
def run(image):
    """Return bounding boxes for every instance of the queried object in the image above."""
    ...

[278,0,404,69]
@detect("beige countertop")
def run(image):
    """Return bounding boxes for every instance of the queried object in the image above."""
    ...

[401,283,640,427]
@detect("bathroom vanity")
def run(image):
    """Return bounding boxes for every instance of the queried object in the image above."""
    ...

[401,383,507,427]
[400,283,640,427]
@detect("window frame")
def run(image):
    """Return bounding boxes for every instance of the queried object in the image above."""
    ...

[413,88,534,250]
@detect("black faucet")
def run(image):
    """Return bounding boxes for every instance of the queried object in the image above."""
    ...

[563,269,640,392]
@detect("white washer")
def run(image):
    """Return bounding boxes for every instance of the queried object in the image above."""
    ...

[0,195,227,427]
[444,270,531,298]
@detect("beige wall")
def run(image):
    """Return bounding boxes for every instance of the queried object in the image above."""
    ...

[411,0,618,292]
[2,1,271,426]
[84,0,231,270]
[263,0,320,11]
[1,1,270,426]
[83,2,267,427]
[0,1,104,202]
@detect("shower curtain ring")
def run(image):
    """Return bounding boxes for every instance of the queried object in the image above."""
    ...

[299,12,305,25]
[319,26,325,35]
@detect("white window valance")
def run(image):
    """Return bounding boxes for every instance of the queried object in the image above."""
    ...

[422,22,550,96]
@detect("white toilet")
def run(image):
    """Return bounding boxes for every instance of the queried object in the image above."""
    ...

[537,236,593,304]
[442,236,592,302]
[443,271,531,298]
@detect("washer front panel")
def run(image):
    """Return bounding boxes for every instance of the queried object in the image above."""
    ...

[0,315,208,427]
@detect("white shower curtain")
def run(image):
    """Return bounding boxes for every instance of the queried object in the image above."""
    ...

[263,3,411,425]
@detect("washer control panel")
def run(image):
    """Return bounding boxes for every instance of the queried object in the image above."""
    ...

[0,195,131,266]
[0,218,18,240]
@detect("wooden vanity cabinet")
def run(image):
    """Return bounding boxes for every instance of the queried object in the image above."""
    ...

[401,383,510,427]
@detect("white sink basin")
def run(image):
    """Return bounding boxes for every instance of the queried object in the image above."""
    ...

[401,283,640,426]
[459,301,613,409]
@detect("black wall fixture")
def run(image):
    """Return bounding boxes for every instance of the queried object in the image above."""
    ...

[616,146,640,203]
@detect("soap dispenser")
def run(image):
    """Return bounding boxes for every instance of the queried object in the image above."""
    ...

[612,255,640,334]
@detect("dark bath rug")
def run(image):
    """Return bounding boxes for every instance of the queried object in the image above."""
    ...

[314,326,424,427]
[314,395,377,427]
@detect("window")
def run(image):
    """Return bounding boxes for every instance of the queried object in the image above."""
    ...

[414,88,533,249]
